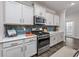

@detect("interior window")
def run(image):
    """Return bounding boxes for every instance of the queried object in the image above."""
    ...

[66,21,74,36]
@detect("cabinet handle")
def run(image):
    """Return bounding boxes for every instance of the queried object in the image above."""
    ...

[29,40,33,42]
[23,19,24,23]
[40,12,42,16]
[54,38,55,40]
[21,47,23,52]
[20,19,22,23]
[11,43,18,46]
[25,46,27,51]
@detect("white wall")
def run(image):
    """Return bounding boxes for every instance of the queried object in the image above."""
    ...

[0,2,4,41]
[66,17,79,37]
[59,10,66,33]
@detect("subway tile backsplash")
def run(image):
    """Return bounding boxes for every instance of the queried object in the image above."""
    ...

[4,24,59,37]
[4,25,32,37]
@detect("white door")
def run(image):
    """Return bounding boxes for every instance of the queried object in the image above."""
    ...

[22,5,33,25]
[24,40,37,57]
[46,12,54,25]
[54,15,59,25]
[3,45,24,57]
[5,2,22,24]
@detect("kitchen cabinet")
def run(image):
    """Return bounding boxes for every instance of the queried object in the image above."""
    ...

[24,40,37,57]
[58,32,65,42]
[5,1,22,24]
[45,12,54,25]
[2,35,37,57]
[3,45,24,57]
[50,32,64,47]
[53,15,60,25]
[0,44,2,57]
[22,5,33,25]
[34,4,46,18]
[50,34,57,47]
[55,32,64,43]
[4,1,33,25]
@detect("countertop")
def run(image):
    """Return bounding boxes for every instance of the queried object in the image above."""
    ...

[0,31,64,43]
[48,31,64,35]
[0,34,37,43]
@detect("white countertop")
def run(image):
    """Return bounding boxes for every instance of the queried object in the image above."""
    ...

[0,34,37,43]
[48,31,64,35]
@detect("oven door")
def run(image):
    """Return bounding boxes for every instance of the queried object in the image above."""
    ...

[38,37,50,49]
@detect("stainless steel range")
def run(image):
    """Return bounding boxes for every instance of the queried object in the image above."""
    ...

[32,31,50,55]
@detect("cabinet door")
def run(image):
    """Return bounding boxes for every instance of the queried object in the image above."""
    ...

[59,32,65,41]
[3,45,24,57]
[55,33,61,43]
[5,2,22,24]
[24,40,37,57]
[0,50,1,57]
[23,5,33,25]
[46,12,54,25]
[50,35,57,47]
[54,15,59,25]
[34,4,41,16]
[0,44,2,57]
[40,6,46,18]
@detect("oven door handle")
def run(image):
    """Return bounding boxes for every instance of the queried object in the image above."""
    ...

[38,37,50,40]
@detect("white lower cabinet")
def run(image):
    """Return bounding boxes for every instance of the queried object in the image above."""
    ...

[50,32,64,47]
[3,45,24,57]
[0,50,1,57]
[2,36,37,57]
[50,34,57,47]
[0,44,2,57]
[24,40,37,57]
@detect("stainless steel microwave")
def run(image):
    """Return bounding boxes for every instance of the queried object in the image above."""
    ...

[34,16,46,25]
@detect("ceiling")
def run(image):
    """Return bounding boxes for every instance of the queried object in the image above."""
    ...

[35,1,79,14]
[66,3,79,19]
[19,1,79,19]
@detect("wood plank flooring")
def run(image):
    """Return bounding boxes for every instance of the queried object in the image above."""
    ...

[33,41,65,57]
[33,37,79,57]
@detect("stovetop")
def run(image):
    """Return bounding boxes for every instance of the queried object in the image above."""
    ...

[32,31,49,36]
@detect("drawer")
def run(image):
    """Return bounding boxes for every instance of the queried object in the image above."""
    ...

[24,37,37,43]
[3,40,23,48]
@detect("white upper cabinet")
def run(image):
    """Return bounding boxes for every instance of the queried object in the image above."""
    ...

[53,15,60,26]
[45,8,60,26]
[34,4,41,16]
[22,5,33,25]
[4,1,33,25]
[34,4,46,18]
[45,12,54,25]
[5,1,22,24]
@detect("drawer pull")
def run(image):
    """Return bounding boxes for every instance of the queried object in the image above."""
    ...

[21,47,23,52]
[11,43,18,46]
[54,38,55,40]
[25,46,27,51]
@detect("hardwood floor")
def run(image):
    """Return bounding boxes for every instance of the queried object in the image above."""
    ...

[33,41,65,57]
[65,38,79,50]
[33,37,79,57]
